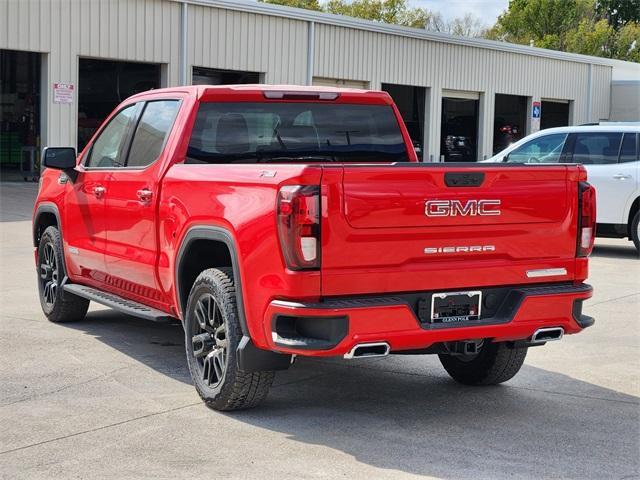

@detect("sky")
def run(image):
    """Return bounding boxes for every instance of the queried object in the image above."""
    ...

[411,0,509,27]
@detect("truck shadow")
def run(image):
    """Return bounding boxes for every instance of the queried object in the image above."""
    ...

[67,309,639,479]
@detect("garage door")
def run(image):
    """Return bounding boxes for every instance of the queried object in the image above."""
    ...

[78,58,161,151]
[541,99,571,130]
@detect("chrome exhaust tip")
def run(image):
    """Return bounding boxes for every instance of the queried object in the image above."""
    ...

[530,327,564,344]
[344,342,390,359]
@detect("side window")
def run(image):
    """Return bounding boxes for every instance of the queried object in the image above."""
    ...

[127,100,180,168]
[506,133,567,163]
[85,104,137,168]
[619,133,638,163]
[572,132,623,165]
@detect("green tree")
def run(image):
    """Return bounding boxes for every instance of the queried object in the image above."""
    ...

[565,18,615,56]
[259,0,323,11]
[596,0,640,30]
[487,0,639,61]
[486,0,593,49]
[613,21,640,61]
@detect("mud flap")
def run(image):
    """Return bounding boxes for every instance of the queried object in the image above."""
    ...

[236,336,292,372]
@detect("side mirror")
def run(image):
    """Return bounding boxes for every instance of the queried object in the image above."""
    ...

[42,147,78,181]
[503,153,510,162]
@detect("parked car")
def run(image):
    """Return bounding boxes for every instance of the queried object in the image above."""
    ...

[493,120,522,153]
[485,125,640,253]
[34,85,595,411]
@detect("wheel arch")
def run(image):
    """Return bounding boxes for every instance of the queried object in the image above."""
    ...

[628,196,640,238]
[33,203,70,278]
[175,226,248,336]
[33,203,62,247]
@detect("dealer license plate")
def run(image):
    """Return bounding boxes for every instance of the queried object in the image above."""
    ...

[430,290,482,324]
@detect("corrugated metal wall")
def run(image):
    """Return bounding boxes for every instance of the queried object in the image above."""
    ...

[313,24,612,159]
[187,5,307,85]
[1,0,181,147]
[314,24,610,107]
[591,65,613,120]
[610,82,640,121]
[0,0,613,156]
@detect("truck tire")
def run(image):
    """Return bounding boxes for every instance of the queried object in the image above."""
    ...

[184,268,275,411]
[631,210,640,254]
[438,341,527,385]
[37,226,89,323]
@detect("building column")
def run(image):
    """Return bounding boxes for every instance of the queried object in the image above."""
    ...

[306,21,315,86]
[42,51,78,148]
[424,86,442,162]
[586,63,593,122]
[478,90,495,160]
[179,1,189,86]
[527,94,541,134]
[39,53,49,149]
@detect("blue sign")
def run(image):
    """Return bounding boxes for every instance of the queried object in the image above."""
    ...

[532,102,541,119]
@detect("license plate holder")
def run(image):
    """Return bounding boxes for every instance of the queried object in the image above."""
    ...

[430,290,482,324]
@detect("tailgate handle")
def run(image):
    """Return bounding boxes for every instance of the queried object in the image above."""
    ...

[445,172,485,187]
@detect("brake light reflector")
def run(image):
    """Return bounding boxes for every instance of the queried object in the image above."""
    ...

[277,185,320,270]
[577,182,596,257]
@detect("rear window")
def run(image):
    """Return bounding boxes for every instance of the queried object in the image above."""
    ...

[572,132,623,164]
[186,102,408,163]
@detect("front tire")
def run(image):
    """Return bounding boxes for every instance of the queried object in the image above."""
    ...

[184,268,275,411]
[37,226,89,323]
[438,341,527,385]
[630,210,640,254]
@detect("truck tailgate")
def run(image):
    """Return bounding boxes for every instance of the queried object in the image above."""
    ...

[321,164,580,296]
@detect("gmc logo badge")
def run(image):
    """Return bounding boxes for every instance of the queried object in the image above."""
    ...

[425,199,501,217]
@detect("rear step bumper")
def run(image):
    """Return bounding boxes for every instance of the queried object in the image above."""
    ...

[263,283,593,357]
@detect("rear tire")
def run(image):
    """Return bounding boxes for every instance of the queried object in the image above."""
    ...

[37,226,89,323]
[438,341,527,385]
[630,210,640,254]
[184,268,275,411]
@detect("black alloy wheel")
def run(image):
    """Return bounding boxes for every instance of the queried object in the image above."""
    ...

[190,293,228,388]
[39,241,59,309]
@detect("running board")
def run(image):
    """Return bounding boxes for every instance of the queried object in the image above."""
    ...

[63,284,176,323]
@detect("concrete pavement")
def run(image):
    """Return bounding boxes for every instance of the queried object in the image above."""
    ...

[1,182,638,480]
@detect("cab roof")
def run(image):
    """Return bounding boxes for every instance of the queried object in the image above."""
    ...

[128,84,393,104]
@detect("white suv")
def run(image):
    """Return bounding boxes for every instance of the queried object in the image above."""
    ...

[485,125,640,253]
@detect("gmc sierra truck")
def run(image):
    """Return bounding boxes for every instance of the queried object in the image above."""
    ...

[34,85,595,411]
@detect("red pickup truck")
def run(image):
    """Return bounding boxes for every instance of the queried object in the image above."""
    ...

[34,85,595,411]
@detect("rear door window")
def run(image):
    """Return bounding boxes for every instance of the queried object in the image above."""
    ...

[186,102,408,163]
[505,133,567,163]
[571,132,623,165]
[619,133,638,163]
[126,100,180,168]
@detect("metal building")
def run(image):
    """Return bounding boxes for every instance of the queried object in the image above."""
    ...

[1,0,638,177]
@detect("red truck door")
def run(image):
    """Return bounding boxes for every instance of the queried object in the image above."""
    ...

[102,99,181,308]
[63,104,140,285]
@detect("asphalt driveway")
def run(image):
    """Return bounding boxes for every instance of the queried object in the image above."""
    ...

[1,182,638,480]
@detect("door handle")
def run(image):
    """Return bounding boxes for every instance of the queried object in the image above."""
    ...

[613,174,632,180]
[93,185,106,197]
[136,188,153,203]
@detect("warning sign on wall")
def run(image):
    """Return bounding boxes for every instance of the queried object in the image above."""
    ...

[53,83,75,104]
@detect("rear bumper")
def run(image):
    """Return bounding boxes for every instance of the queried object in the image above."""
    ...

[263,283,594,357]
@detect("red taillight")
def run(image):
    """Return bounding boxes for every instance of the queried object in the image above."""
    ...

[577,182,596,257]
[277,185,320,270]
